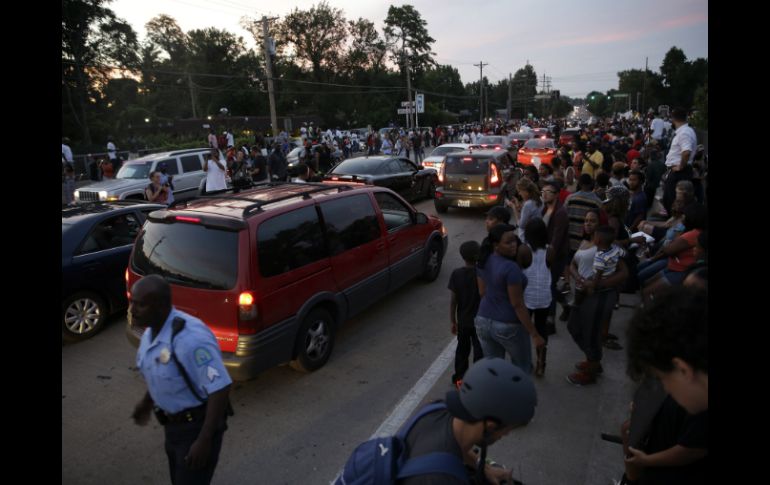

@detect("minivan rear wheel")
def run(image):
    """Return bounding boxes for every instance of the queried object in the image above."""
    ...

[434,200,448,213]
[290,308,335,372]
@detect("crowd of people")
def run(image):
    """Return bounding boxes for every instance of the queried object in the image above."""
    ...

[440,106,706,484]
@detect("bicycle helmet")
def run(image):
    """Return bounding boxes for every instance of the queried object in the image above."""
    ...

[446,358,537,427]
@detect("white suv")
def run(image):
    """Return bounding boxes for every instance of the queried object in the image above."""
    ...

[74,148,216,203]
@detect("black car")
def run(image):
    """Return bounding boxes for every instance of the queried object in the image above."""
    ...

[62,201,166,341]
[324,156,438,201]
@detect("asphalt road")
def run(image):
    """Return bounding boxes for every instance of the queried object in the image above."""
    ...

[62,196,639,485]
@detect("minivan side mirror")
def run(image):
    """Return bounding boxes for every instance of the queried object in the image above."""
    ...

[415,212,428,224]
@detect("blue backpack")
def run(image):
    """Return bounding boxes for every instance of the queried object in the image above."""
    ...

[334,402,469,485]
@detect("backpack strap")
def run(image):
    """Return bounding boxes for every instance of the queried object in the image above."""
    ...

[170,317,206,404]
[397,452,469,482]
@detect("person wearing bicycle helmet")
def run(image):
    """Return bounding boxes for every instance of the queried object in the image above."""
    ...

[399,358,537,485]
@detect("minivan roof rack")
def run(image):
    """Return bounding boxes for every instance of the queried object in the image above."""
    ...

[189,182,354,217]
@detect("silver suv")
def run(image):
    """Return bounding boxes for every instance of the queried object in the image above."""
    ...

[74,148,214,203]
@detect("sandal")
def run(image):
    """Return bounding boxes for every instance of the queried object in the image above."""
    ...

[603,340,623,350]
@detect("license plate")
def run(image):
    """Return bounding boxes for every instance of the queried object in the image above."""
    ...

[532,156,541,164]
[457,200,470,207]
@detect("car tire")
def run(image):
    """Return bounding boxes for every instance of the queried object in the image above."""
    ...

[62,291,108,342]
[424,180,436,200]
[290,308,335,372]
[421,239,443,282]
[434,200,448,213]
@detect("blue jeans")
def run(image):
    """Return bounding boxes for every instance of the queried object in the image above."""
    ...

[474,316,532,374]
[638,258,667,287]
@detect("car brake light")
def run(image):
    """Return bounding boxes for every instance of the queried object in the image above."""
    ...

[238,291,258,321]
[175,216,201,224]
[463,157,473,161]
[435,190,443,199]
[490,164,500,187]
[331,176,339,181]
[486,194,498,201]
[438,165,444,183]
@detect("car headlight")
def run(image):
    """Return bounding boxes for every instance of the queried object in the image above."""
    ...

[98,191,108,201]
[74,190,80,202]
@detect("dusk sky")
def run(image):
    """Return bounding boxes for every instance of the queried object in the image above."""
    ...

[110,0,708,98]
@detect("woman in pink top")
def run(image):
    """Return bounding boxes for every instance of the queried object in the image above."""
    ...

[641,203,707,303]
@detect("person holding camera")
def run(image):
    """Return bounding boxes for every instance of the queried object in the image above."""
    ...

[157,162,175,206]
[145,171,169,205]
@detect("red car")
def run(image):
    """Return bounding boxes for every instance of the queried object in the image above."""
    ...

[126,182,448,380]
[517,138,558,167]
[558,128,582,147]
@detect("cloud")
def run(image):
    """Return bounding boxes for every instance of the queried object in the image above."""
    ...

[540,12,707,50]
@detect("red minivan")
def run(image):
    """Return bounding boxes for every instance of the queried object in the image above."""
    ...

[125,182,447,380]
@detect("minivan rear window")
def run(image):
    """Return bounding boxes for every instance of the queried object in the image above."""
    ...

[445,157,490,175]
[132,221,238,290]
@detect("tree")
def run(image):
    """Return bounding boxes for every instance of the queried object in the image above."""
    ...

[383,5,436,77]
[277,1,348,82]
[660,47,687,88]
[345,18,387,74]
[62,0,139,145]
[617,68,664,112]
[511,64,538,118]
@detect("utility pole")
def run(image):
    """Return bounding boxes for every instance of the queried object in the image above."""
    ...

[474,61,488,125]
[187,73,197,118]
[507,73,512,121]
[541,73,547,118]
[262,16,279,137]
[401,29,414,130]
[641,57,648,115]
[545,75,552,118]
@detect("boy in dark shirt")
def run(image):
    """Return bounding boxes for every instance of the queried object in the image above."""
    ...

[448,241,483,387]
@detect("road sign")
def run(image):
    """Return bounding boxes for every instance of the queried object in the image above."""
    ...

[397,108,415,114]
[401,101,415,107]
[415,93,424,114]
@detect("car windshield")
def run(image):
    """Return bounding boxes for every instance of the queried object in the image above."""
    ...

[131,221,239,290]
[430,146,465,157]
[477,137,504,145]
[329,159,382,175]
[510,133,532,140]
[523,139,556,149]
[117,162,153,179]
[445,156,490,175]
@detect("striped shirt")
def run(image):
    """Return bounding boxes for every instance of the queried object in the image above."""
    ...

[565,191,603,252]
[523,246,552,309]
[594,245,625,277]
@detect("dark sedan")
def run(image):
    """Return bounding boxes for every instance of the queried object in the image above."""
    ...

[324,156,438,201]
[62,201,166,341]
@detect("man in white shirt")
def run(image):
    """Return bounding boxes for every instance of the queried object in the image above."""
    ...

[62,138,74,168]
[203,149,228,193]
[300,123,308,141]
[650,115,665,142]
[661,107,697,214]
[225,130,235,148]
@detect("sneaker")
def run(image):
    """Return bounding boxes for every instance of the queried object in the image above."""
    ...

[566,370,597,386]
[574,361,603,374]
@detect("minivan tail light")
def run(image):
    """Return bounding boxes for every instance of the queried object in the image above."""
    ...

[175,216,202,224]
[238,291,258,321]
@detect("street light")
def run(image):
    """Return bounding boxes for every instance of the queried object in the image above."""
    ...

[144,118,150,123]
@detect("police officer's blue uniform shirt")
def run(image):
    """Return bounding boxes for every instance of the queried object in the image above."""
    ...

[137,307,232,414]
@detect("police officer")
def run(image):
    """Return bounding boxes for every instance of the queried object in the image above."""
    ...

[131,275,232,485]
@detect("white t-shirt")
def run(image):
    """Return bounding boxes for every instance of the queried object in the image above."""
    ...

[462,133,470,143]
[650,117,664,139]
[62,144,73,163]
[160,173,174,205]
[665,124,697,168]
[107,142,117,160]
[226,132,235,148]
[205,157,228,191]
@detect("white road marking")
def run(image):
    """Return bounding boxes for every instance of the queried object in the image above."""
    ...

[329,337,456,484]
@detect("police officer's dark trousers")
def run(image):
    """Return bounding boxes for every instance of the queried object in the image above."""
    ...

[164,419,227,485]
